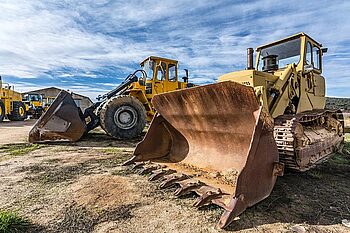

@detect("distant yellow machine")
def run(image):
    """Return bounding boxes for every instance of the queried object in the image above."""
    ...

[43,96,56,111]
[0,76,26,122]
[29,56,195,142]
[22,93,45,118]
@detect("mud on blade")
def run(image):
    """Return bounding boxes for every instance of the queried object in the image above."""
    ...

[29,90,86,143]
[127,81,283,228]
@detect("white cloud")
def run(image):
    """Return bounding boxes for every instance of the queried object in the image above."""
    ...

[0,0,350,98]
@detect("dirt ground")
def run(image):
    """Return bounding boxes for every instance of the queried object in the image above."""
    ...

[0,119,36,145]
[0,124,349,233]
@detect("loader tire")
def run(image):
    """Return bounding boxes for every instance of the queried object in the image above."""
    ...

[0,100,5,122]
[95,101,108,132]
[8,101,26,121]
[100,95,146,139]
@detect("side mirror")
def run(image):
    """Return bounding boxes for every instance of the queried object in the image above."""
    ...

[321,48,328,54]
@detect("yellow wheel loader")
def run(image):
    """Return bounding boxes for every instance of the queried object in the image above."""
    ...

[22,93,45,119]
[29,56,194,142]
[0,76,27,122]
[125,33,344,228]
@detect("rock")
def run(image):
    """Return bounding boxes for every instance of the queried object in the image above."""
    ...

[290,225,306,233]
[342,219,350,228]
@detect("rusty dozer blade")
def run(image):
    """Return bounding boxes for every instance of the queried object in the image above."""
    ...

[126,81,282,228]
[29,90,86,143]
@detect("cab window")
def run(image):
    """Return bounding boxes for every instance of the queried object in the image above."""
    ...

[313,46,321,70]
[306,42,312,65]
[142,59,155,80]
[30,94,39,101]
[168,64,177,82]
[156,63,166,81]
[258,37,301,70]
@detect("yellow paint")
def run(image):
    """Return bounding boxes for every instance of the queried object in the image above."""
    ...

[218,32,326,118]
[0,78,24,119]
[127,56,190,122]
[19,106,25,116]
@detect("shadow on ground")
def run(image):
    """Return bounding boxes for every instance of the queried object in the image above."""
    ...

[225,151,350,231]
[36,129,146,149]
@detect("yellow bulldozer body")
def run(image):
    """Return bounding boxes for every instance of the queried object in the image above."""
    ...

[219,33,326,118]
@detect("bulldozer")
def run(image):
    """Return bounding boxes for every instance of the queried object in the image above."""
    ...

[29,56,194,142]
[125,33,344,228]
[0,76,27,122]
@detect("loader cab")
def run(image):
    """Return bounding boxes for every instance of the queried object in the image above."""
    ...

[256,32,325,74]
[22,93,42,102]
[140,56,183,96]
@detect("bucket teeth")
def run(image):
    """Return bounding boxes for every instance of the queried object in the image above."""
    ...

[149,169,176,181]
[139,164,164,175]
[193,187,224,208]
[131,162,148,170]
[159,173,189,189]
[174,179,203,196]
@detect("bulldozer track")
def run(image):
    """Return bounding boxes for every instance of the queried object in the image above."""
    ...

[274,110,344,171]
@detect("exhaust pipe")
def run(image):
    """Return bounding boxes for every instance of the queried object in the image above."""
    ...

[247,48,254,70]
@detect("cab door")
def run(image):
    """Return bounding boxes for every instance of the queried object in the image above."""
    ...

[153,61,166,95]
[164,62,179,92]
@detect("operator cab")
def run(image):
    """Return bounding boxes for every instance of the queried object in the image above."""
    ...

[140,56,183,95]
[22,93,42,103]
[255,32,327,74]
[140,56,179,81]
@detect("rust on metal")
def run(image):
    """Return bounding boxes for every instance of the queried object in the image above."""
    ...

[149,169,175,181]
[126,81,281,228]
[159,173,189,188]
[29,90,86,143]
[274,109,344,171]
[138,164,164,175]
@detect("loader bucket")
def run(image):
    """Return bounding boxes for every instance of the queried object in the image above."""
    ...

[126,81,282,228]
[29,90,86,143]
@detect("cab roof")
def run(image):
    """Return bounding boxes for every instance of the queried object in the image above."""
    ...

[256,32,322,51]
[140,56,178,66]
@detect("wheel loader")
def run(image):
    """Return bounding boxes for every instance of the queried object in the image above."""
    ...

[22,93,45,118]
[29,56,194,142]
[0,76,27,122]
[125,33,344,228]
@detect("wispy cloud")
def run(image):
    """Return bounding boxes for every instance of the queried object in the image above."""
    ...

[0,0,350,99]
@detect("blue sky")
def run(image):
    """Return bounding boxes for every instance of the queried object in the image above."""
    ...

[0,0,350,100]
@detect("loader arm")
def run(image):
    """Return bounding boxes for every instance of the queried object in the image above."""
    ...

[268,65,295,118]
